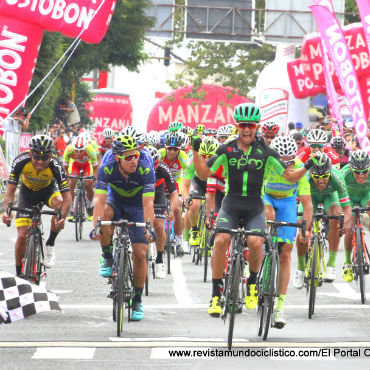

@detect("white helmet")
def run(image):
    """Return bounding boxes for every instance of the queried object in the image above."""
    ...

[79,132,91,143]
[307,129,328,144]
[103,128,114,139]
[270,136,297,157]
[120,126,145,142]
[217,125,231,137]
[72,135,88,151]
[148,131,160,147]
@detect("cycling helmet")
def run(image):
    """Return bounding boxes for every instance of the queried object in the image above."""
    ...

[349,150,370,170]
[148,146,161,168]
[120,126,143,141]
[137,133,149,145]
[103,128,114,139]
[262,121,279,135]
[199,137,218,156]
[180,126,190,135]
[29,134,54,153]
[330,136,346,150]
[203,128,217,137]
[234,103,261,123]
[217,125,231,138]
[72,136,88,151]
[307,129,327,144]
[79,132,91,144]
[169,121,183,132]
[112,135,138,154]
[195,124,205,135]
[164,132,182,147]
[270,136,297,157]
[148,131,161,147]
[310,152,332,175]
[187,128,194,137]
[292,132,304,142]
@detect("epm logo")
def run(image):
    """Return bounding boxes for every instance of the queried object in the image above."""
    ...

[229,157,263,170]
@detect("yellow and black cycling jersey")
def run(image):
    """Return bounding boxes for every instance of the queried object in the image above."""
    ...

[8,151,69,193]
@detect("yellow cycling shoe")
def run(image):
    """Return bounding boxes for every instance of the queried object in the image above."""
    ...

[208,296,222,318]
[342,264,353,283]
[245,284,258,309]
[87,215,93,221]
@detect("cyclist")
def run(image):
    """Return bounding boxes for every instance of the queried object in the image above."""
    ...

[297,129,340,165]
[148,131,161,149]
[261,121,279,145]
[98,128,115,158]
[195,124,205,138]
[64,134,98,220]
[264,136,313,328]
[182,137,219,250]
[192,102,315,317]
[203,128,217,138]
[341,150,370,282]
[216,125,231,144]
[158,132,188,255]
[292,132,306,151]
[148,146,180,278]
[293,152,352,287]
[2,135,71,275]
[330,136,351,169]
[93,135,155,321]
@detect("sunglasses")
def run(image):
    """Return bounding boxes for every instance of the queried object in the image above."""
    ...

[310,144,324,149]
[201,154,212,159]
[311,173,330,180]
[236,122,257,129]
[32,153,50,161]
[296,141,303,145]
[166,147,180,151]
[264,135,276,140]
[117,152,140,161]
[352,168,369,175]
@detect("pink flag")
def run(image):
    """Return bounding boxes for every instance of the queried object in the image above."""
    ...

[356,0,370,53]
[311,4,370,154]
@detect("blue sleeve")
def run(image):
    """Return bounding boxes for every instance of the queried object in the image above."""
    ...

[96,163,113,193]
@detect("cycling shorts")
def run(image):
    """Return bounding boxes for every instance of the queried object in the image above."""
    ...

[263,194,297,245]
[106,195,147,245]
[215,195,265,237]
[312,192,340,214]
[15,184,61,227]
[68,159,92,176]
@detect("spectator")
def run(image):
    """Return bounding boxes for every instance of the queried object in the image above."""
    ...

[64,128,73,144]
[288,122,296,135]
[295,121,303,133]
[60,96,80,128]
[54,129,67,160]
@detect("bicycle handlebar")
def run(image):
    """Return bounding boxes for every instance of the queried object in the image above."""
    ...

[267,219,306,237]
[66,175,95,180]
[351,205,370,214]
[213,227,265,237]
[7,201,61,221]
[95,217,150,237]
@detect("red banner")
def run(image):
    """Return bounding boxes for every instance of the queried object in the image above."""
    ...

[20,132,32,153]
[147,84,251,131]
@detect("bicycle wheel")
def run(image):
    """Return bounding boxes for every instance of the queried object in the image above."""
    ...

[308,237,319,319]
[34,233,43,285]
[78,192,85,240]
[257,256,267,337]
[166,222,171,274]
[356,228,366,304]
[203,230,210,282]
[116,249,125,336]
[74,193,80,242]
[228,253,241,350]
[125,256,134,323]
[22,233,36,282]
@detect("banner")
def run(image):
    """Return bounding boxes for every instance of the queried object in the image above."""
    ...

[311,5,370,153]
[20,133,32,153]
[356,0,370,53]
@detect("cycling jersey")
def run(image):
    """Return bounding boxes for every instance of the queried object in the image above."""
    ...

[96,157,155,205]
[98,137,112,155]
[158,148,188,190]
[8,151,69,193]
[63,143,98,167]
[309,167,350,211]
[341,164,370,207]
[297,146,340,165]
[264,158,310,199]
[207,137,287,199]
[155,161,177,195]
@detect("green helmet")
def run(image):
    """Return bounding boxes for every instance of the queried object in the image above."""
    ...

[169,121,183,132]
[112,135,138,154]
[234,103,261,123]
[199,137,218,156]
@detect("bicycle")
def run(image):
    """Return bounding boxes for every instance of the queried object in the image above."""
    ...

[7,201,61,285]
[304,205,343,319]
[95,217,150,337]
[203,210,216,283]
[257,219,306,340]
[67,172,95,241]
[213,223,263,350]
[163,196,176,274]
[144,240,157,296]
[351,205,370,304]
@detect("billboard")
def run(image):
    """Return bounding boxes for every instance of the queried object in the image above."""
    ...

[146,0,174,39]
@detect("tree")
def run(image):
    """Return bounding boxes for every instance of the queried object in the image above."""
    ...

[27,0,155,131]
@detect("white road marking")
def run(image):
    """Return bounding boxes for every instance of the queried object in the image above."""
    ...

[318,282,370,300]
[109,337,249,342]
[171,259,193,305]
[32,347,95,359]
[50,290,73,294]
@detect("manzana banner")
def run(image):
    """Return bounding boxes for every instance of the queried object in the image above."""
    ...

[356,0,370,53]
[311,4,370,154]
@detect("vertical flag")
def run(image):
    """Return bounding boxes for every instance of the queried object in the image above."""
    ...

[311,5,370,154]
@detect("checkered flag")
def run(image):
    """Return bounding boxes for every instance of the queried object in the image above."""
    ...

[0,271,60,324]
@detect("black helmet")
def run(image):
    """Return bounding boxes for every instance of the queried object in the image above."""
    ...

[29,134,54,154]
[349,150,370,170]
[13,106,28,117]
[292,132,304,142]
[310,152,332,175]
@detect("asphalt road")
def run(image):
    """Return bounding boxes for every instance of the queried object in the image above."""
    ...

[0,218,369,370]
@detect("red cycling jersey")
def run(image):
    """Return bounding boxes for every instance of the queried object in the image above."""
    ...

[297,145,340,165]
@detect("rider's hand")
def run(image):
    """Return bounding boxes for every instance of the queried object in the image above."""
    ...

[192,138,202,152]
[2,212,12,225]
[57,218,65,230]
[144,228,156,243]
[89,229,101,241]
[297,231,309,243]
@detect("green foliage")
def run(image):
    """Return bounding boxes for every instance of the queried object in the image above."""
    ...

[345,0,360,24]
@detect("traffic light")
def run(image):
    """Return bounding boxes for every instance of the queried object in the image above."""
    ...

[164,47,170,66]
